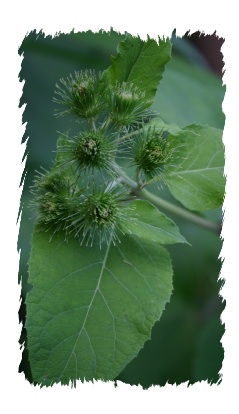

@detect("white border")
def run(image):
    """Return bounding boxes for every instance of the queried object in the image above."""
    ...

[1,1,238,412]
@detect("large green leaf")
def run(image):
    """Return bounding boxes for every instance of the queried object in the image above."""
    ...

[105,34,172,101]
[26,227,173,386]
[152,55,225,129]
[121,200,188,244]
[165,124,225,211]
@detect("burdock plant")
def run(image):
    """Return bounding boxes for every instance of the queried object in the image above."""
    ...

[23,33,225,387]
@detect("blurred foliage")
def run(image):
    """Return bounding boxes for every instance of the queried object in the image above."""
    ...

[18,30,225,386]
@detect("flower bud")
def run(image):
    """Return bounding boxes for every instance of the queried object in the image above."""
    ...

[132,128,173,181]
[56,129,116,175]
[54,70,106,120]
[30,170,82,239]
[107,82,151,126]
[68,185,129,247]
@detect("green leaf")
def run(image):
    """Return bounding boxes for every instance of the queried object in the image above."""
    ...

[26,227,173,386]
[148,117,184,136]
[152,55,225,129]
[121,200,188,245]
[105,34,172,101]
[55,133,69,165]
[54,132,78,180]
[166,124,225,211]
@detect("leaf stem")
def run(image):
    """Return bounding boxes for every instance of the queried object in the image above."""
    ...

[136,188,221,234]
[112,163,221,234]
[112,163,138,189]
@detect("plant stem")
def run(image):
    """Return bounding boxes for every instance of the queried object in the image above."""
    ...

[112,163,220,234]
[136,188,220,234]
[112,163,138,189]
[88,118,96,130]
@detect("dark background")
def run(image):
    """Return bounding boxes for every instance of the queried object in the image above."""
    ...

[18,30,225,387]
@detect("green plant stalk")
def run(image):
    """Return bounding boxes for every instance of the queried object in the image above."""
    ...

[112,163,220,234]
[88,117,96,130]
[136,188,220,234]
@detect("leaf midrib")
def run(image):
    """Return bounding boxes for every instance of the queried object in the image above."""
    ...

[174,166,223,174]
[57,234,113,381]
[133,219,177,238]
[126,41,150,84]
